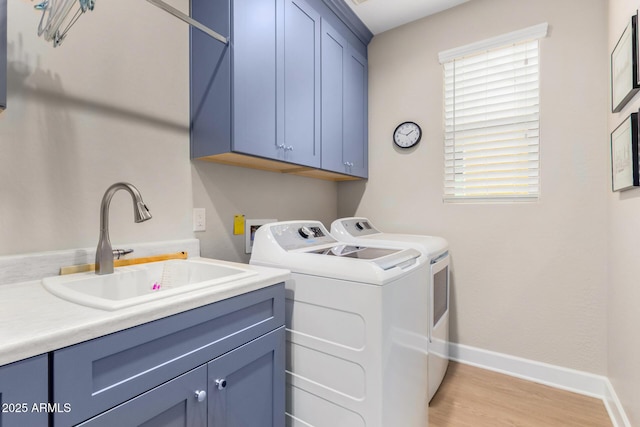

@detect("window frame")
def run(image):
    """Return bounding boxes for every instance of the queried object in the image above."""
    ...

[439,23,548,203]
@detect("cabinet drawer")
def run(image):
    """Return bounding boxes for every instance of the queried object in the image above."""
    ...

[53,284,284,426]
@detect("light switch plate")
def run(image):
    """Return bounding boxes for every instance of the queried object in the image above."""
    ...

[193,208,206,232]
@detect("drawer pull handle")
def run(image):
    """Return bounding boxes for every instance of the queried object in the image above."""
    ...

[195,390,207,402]
[215,378,227,390]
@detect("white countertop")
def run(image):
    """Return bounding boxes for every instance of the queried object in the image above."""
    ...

[0,257,290,367]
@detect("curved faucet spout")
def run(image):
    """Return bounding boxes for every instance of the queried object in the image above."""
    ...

[95,183,152,275]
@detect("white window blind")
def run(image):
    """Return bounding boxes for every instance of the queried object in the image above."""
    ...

[441,25,547,202]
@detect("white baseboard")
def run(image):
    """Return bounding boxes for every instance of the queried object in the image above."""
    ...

[448,342,631,427]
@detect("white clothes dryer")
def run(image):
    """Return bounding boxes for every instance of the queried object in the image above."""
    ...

[331,217,450,402]
[250,220,430,427]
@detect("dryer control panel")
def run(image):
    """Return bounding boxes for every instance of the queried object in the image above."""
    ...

[269,221,338,251]
[333,218,380,237]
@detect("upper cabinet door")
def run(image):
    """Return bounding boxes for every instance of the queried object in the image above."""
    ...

[343,45,368,178]
[1,0,6,111]
[320,20,347,174]
[232,0,279,158]
[279,0,321,168]
[321,20,368,178]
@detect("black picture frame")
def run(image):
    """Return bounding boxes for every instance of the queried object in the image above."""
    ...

[612,14,640,113]
[611,112,640,191]
[637,11,640,87]
[0,0,6,111]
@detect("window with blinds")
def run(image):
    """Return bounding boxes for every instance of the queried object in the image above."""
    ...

[441,26,546,202]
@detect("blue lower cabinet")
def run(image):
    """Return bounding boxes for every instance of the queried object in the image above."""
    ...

[76,366,207,427]
[77,327,285,427]
[0,355,48,427]
[208,327,285,427]
[52,284,285,427]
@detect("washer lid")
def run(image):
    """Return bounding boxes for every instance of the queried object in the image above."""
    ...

[249,220,428,284]
[331,217,449,257]
[307,245,421,270]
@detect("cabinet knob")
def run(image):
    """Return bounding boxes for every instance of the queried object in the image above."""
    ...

[215,378,227,390]
[195,390,207,402]
[278,144,285,150]
[285,146,294,151]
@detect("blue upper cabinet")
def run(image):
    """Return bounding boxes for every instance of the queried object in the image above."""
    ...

[320,20,368,178]
[232,0,278,159]
[320,21,347,174]
[280,0,321,168]
[1,0,6,111]
[191,0,279,160]
[191,0,371,180]
[343,45,368,178]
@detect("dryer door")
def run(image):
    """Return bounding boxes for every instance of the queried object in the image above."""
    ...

[431,253,449,333]
[429,252,450,401]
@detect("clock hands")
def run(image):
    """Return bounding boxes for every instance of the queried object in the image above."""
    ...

[393,122,421,148]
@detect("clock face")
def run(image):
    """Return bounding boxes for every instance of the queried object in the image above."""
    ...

[393,122,422,148]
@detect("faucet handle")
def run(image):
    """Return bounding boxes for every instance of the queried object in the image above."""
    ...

[112,249,134,260]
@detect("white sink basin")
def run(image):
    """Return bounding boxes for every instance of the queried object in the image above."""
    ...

[42,259,258,310]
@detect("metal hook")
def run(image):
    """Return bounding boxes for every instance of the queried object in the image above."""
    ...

[34,1,49,10]
[79,0,95,12]
[53,6,83,47]
[36,0,53,37]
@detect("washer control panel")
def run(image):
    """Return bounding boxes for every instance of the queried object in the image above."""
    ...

[297,225,325,239]
[270,221,337,251]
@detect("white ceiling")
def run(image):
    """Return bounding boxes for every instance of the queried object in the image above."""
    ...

[345,0,471,35]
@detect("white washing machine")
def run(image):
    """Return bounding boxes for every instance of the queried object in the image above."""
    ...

[331,217,450,402]
[250,220,430,427]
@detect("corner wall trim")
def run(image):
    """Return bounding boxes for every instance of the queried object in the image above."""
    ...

[448,342,631,427]
[604,378,633,427]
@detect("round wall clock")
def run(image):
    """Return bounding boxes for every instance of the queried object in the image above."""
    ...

[393,121,422,148]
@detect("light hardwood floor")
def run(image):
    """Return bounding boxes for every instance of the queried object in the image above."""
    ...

[429,362,612,427]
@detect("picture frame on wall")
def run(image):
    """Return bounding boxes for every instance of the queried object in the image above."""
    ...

[612,14,640,113]
[611,112,639,192]
[637,11,640,87]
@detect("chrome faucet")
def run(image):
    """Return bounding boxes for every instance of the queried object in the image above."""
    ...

[95,183,152,275]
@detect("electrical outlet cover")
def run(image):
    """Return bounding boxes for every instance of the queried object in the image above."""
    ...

[245,219,277,253]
